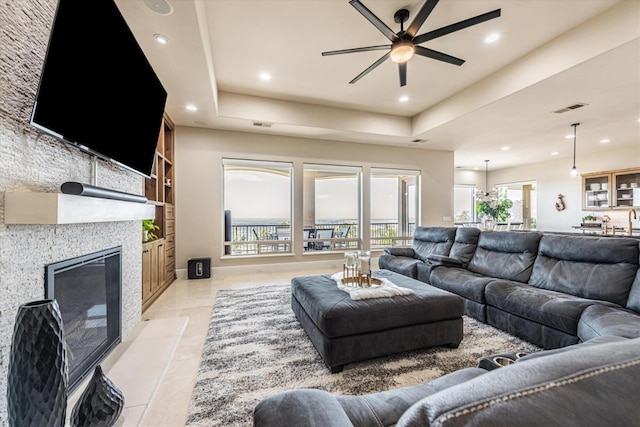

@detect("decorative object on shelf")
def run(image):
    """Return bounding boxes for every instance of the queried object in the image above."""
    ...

[555,194,565,211]
[7,299,68,427]
[142,219,159,242]
[570,122,580,177]
[70,365,125,427]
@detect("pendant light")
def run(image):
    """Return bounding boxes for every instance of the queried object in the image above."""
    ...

[570,123,580,177]
[476,160,498,202]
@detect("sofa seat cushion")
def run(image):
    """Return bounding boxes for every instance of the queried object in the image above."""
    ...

[429,267,494,304]
[485,281,619,335]
[529,234,639,306]
[397,337,640,427]
[378,254,421,279]
[578,304,640,342]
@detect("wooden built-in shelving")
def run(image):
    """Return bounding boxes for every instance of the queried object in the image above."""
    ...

[142,112,176,312]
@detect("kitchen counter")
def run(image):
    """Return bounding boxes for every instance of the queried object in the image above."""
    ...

[563,226,640,238]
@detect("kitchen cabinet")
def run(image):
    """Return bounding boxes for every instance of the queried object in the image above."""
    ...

[582,168,640,210]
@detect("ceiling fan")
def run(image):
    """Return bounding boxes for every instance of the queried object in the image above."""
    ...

[322,0,501,87]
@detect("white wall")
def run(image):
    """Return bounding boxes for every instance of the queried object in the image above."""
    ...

[174,127,455,270]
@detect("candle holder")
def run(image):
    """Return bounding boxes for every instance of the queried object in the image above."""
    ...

[357,250,372,287]
[343,252,358,286]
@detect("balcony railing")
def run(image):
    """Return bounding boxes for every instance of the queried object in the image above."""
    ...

[225,222,415,256]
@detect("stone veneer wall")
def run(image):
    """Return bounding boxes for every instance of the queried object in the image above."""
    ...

[0,0,145,422]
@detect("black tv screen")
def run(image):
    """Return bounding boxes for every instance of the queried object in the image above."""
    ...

[31,0,167,178]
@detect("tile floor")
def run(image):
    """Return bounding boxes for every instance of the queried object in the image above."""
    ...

[70,264,337,426]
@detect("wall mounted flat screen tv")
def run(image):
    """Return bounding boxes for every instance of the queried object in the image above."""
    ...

[31,0,167,178]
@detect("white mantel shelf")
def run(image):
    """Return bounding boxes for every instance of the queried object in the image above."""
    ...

[4,192,156,225]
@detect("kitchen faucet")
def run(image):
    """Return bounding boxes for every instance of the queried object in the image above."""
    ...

[629,208,637,236]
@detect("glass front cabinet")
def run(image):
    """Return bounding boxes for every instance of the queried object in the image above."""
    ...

[582,168,640,210]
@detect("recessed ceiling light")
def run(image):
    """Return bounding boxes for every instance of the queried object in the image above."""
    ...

[551,151,559,156]
[565,134,574,139]
[259,72,272,81]
[600,139,610,144]
[153,34,169,45]
[501,146,509,151]
[399,95,409,103]
[185,104,198,112]
[484,33,501,44]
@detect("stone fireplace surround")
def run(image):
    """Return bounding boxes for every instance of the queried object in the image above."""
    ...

[0,0,150,424]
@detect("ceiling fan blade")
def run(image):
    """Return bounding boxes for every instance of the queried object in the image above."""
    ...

[414,46,465,66]
[399,62,407,87]
[349,52,390,84]
[406,0,440,38]
[322,44,390,56]
[349,0,399,42]
[413,9,501,45]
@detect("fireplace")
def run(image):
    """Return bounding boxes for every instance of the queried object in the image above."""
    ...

[45,246,122,392]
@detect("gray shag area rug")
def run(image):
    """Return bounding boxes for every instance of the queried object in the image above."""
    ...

[187,283,541,426]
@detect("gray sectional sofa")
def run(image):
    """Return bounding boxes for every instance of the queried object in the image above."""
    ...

[254,227,640,425]
[379,227,640,349]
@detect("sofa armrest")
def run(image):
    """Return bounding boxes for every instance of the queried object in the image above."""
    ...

[426,254,463,268]
[254,389,353,427]
[384,247,416,257]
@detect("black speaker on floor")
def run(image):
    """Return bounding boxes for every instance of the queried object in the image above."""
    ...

[224,210,232,255]
[188,258,211,279]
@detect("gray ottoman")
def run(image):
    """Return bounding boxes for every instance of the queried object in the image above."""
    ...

[291,269,465,373]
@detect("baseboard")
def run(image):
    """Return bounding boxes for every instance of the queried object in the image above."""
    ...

[176,257,380,280]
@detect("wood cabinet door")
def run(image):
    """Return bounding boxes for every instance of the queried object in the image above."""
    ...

[142,244,152,301]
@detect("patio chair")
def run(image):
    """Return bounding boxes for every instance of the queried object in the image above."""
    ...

[252,228,274,253]
[275,226,291,251]
[303,229,315,251]
[314,229,334,250]
[335,226,350,248]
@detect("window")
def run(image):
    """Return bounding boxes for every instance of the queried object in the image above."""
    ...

[495,182,537,230]
[370,168,420,248]
[223,159,292,255]
[454,185,477,224]
[303,164,361,251]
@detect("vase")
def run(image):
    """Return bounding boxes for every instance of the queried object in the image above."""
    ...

[71,365,125,427]
[482,215,495,230]
[7,299,68,427]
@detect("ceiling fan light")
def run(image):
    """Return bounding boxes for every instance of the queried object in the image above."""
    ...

[390,42,414,63]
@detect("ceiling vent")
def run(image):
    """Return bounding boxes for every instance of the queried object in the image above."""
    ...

[553,102,588,114]
[143,0,174,15]
[411,139,427,143]
[252,122,273,128]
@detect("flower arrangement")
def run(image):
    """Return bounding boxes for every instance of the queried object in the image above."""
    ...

[476,193,513,222]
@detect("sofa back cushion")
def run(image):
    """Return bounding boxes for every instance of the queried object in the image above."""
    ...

[411,227,457,262]
[449,227,481,267]
[529,235,639,306]
[467,231,542,282]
